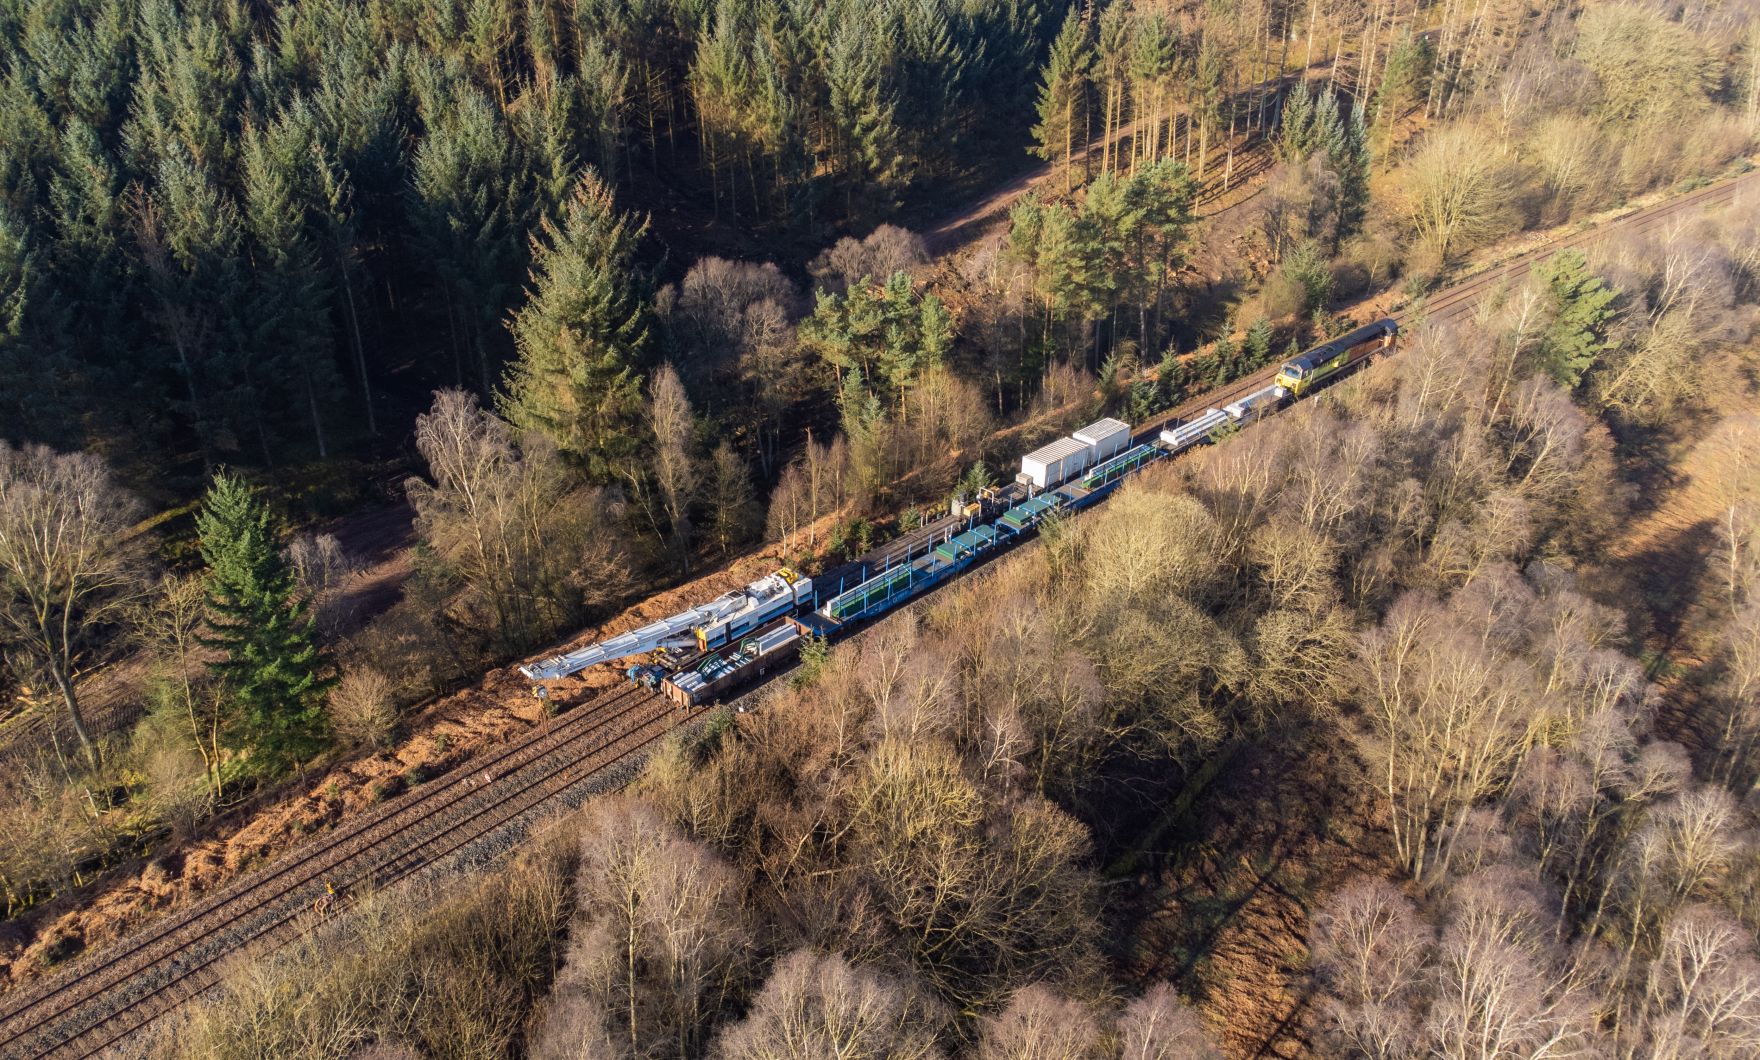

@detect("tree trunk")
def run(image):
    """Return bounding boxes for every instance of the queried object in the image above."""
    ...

[338,264,377,436]
[53,664,99,769]
[304,365,328,459]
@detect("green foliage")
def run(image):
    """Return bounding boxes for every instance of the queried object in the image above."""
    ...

[1007,160,1196,355]
[501,173,652,481]
[801,271,951,407]
[1243,317,1274,370]
[1534,250,1618,388]
[1278,81,1316,162]
[408,80,526,395]
[0,0,1063,485]
[1375,31,1433,121]
[955,459,996,502]
[1031,7,1093,185]
[197,472,334,772]
[1207,335,1237,385]
[1283,240,1334,317]
[1281,81,1370,241]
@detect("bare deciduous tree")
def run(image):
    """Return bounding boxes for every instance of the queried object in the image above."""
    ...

[0,443,146,767]
[1400,125,1514,268]
[560,797,752,1058]
[648,363,698,565]
[809,225,929,296]
[328,667,396,750]
[1629,905,1760,1059]
[975,983,1101,1060]
[408,390,625,653]
[135,572,225,800]
[713,949,944,1060]
[1114,983,1223,1060]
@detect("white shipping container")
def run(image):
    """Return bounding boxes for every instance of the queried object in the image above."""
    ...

[1073,418,1131,462]
[1020,437,1092,489]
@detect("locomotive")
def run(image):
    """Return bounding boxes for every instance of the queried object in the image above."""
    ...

[1274,318,1398,398]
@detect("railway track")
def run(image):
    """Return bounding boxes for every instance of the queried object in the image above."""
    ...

[0,685,676,1060]
[1133,167,1760,444]
[3,164,1753,1060]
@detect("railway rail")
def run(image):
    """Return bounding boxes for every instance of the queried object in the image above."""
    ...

[2,165,1753,1060]
[1135,168,1760,442]
[0,686,676,1060]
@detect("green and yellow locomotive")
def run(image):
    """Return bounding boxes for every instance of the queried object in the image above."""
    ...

[1274,318,1399,398]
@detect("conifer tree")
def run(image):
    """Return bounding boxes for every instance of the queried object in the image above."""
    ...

[0,208,73,448]
[197,471,332,772]
[1129,13,1178,164]
[826,12,905,214]
[1279,80,1316,160]
[1032,8,1093,192]
[1244,317,1274,369]
[135,150,261,466]
[501,171,651,481]
[1331,102,1372,240]
[1534,250,1618,388]
[242,108,343,459]
[1095,2,1132,174]
[409,82,525,395]
[44,123,133,455]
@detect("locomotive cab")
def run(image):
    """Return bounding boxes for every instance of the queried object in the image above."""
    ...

[1274,360,1307,392]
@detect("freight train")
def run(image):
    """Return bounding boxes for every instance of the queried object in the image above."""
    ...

[520,318,1399,707]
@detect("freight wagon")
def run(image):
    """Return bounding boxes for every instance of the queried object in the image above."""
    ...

[1073,417,1131,462]
[1018,437,1092,491]
[524,318,1399,700]
[662,621,803,707]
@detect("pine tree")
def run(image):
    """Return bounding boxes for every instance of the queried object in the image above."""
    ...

[197,471,332,772]
[1095,2,1132,174]
[135,149,262,466]
[826,11,905,214]
[1129,13,1178,164]
[242,107,343,459]
[1534,250,1618,388]
[1032,7,1093,192]
[1330,102,1371,241]
[1244,317,1274,368]
[1278,79,1315,161]
[0,207,74,448]
[409,80,525,395]
[1210,334,1238,384]
[501,171,651,481]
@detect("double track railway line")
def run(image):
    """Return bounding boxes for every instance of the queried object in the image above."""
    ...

[1136,168,1760,441]
[2,167,1754,1060]
[0,685,676,1059]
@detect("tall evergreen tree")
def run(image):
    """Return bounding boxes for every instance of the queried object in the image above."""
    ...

[242,107,343,458]
[0,208,73,448]
[1278,79,1316,161]
[826,9,905,215]
[1032,7,1093,192]
[500,171,652,481]
[1534,250,1618,388]
[197,471,332,772]
[1128,12,1178,165]
[135,150,261,466]
[409,78,525,396]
